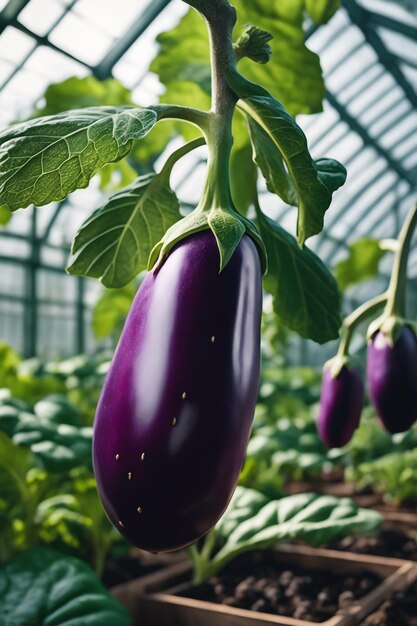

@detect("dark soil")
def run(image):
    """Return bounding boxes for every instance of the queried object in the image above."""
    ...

[103,554,164,588]
[180,550,381,623]
[361,582,417,626]
[329,528,417,561]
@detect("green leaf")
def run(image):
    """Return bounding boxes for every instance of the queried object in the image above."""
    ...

[229,139,258,214]
[92,282,137,340]
[257,212,341,343]
[248,118,297,206]
[235,90,346,244]
[212,490,381,575]
[4,402,92,472]
[334,238,387,290]
[305,0,340,24]
[0,431,34,509]
[215,486,269,539]
[32,76,140,191]
[67,172,180,287]
[150,1,334,116]
[34,76,133,117]
[34,395,81,426]
[0,547,132,625]
[0,106,158,210]
[0,205,11,225]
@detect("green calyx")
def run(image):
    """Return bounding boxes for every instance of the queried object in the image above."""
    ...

[147,201,266,273]
[325,354,351,379]
[367,314,417,347]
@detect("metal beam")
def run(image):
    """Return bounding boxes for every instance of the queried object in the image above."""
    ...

[93,0,172,80]
[342,0,417,111]
[366,10,417,42]
[325,89,414,185]
[0,0,30,32]
[41,201,67,245]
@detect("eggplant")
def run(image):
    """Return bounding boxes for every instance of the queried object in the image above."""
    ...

[317,361,364,448]
[367,326,417,433]
[93,231,262,552]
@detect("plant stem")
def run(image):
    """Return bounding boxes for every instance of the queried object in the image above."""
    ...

[151,104,209,131]
[385,202,417,318]
[337,293,387,358]
[184,0,238,214]
[159,137,206,183]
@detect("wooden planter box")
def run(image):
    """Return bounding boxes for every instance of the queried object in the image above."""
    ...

[112,544,417,626]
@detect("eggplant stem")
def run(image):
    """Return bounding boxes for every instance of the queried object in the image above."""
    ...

[337,293,388,357]
[385,202,417,318]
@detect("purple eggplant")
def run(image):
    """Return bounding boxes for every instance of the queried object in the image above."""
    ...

[93,231,262,552]
[317,361,364,448]
[367,326,417,433]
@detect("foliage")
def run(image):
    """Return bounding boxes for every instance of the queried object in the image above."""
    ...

[68,172,181,287]
[190,486,381,583]
[347,448,417,505]
[257,212,341,343]
[240,417,331,498]
[150,0,340,118]
[92,281,138,341]
[334,238,388,290]
[0,0,346,344]
[344,410,417,503]
[0,547,132,625]
[0,107,157,211]
[0,205,11,225]
[0,384,120,573]
[0,342,65,405]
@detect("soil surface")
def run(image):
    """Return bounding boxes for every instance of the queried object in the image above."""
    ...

[361,582,417,626]
[103,554,163,587]
[329,528,417,561]
[180,550,381,623]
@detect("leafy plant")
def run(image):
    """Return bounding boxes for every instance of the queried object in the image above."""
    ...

[347,448,417,505]
[0,547,132,625]
[189,487,382,583]
[0,392,92,473]
[334,238,389,290]
[0,343,65,405]
[240,417,331,498]
[0,0,346,345]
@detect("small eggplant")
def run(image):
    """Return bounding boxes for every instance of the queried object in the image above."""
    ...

[367,326,417,434]
[317,360,364,448]
[93,231,262,553]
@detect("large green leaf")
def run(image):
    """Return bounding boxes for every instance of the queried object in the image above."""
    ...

[305,0,340,24]
[0,106,157,210]
[334,238,387,290]
[235,89,346,244]
[218,490,381,557]
[193,488,381,581]
[0,547,132,625]
[35,76,132,116]
[257,211,341,343]
[150,0,338,116]
[0,397,92,473]
[248,119,297,206]
[67,172,180,287]
[34,395,81,427]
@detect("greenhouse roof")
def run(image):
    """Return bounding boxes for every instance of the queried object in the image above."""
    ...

[0,0,416,359]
